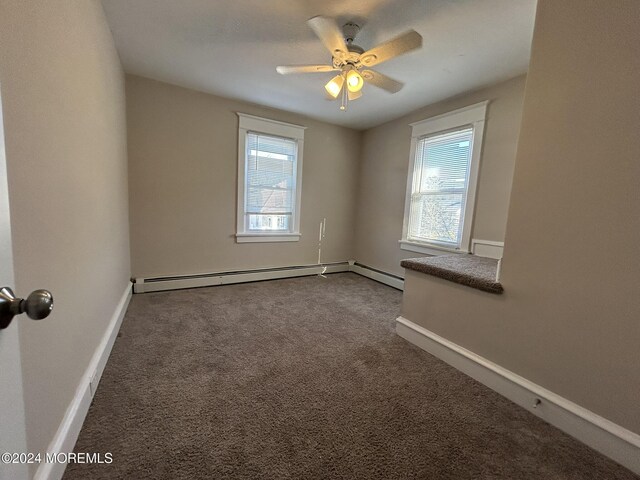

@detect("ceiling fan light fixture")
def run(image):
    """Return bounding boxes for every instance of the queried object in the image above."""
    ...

[347,89,362,101]
[325,74,344,98]
[346,69,364,93]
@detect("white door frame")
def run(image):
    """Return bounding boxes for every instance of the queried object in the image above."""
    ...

[0,85,29,480]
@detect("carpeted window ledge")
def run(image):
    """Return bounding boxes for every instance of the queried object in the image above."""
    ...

[401,254,503,294]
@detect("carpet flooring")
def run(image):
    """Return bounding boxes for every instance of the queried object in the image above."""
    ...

[64,273,637,479]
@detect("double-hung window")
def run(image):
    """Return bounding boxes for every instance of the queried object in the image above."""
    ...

[236,113,305,243]
[401,102,487,254]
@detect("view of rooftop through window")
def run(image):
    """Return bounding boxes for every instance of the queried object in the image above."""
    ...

[245,132,297,232]
[408,127,473,246]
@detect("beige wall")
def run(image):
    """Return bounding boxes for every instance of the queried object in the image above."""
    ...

[126,75,361,278]
[402,0,640,433]
[354,75,526,276]
[0,0,131,465]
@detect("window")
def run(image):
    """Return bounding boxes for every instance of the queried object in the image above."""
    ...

[236,113,305,243]
[401,102,488,255]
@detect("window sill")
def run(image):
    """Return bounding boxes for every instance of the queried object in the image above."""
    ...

[401,254,503,294]
[236,233,301,243]
[399,240,468,256]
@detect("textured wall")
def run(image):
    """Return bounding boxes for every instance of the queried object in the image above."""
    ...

[354,75,526,276]
[126,75,361,278]
[402,0,640,433]
[0,0,131,467]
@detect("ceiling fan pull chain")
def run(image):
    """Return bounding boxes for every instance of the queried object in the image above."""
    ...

[340,78,348,111]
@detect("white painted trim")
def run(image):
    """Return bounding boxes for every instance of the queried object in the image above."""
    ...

[236,113,305,242]
[409,101,490,133]
[470,239,504,246]
[395,316,640,475]
[134,263,350,294]
[397,238,504,258]
[237,113,307,139]
[235,232,301,243]
[349,264,404,291]
[471,239,504,259]
[401,102,488,255]
[399,239,467,256]
[236,122,246,237]
[34,283,132,480]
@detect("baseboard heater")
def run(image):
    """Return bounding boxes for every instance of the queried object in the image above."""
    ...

[133,262,351,293]
[350,262,405,291]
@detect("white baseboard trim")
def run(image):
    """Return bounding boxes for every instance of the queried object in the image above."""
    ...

[395,316,640,475]
[349,263,404,290]
[134,262,350,293]
[34,283,132,480]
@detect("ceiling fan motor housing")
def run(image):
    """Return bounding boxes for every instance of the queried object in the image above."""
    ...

[332,22,364,67]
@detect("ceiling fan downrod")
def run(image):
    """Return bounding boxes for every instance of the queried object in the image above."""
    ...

[343,22,360,46]
[340,77,348,111]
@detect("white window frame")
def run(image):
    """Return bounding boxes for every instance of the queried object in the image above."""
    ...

[400,101,488,255]
[236,113,306,243]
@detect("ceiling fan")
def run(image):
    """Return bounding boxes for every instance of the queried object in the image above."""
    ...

[276,16,423,111]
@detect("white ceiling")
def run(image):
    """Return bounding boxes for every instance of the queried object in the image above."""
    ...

[101,0,537,130]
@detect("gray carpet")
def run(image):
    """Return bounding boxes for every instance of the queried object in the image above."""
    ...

[65,273,636,479]
[401,255,503,293]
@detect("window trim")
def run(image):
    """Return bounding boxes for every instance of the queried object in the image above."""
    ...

[236,113,306,243]
[400,101,488,254]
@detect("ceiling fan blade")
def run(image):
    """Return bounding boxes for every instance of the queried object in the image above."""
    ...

[359,30,422,67]
[276,65,337,75]
[307,16,349,58]
[361,70,404,93]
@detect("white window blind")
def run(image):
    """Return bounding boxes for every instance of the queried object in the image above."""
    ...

[245,132,298,232]
[408,127,474,247]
